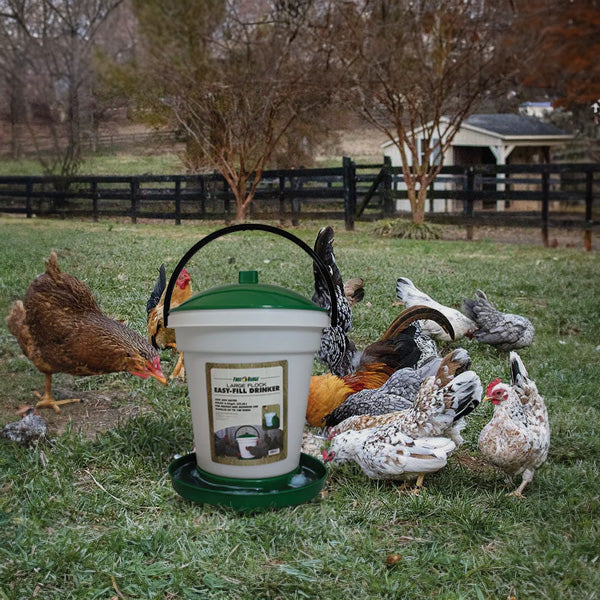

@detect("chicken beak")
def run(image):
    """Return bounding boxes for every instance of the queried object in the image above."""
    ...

[482,396,491,403]
[145,357,168,385]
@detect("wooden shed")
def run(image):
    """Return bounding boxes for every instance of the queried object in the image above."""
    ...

[382,113,574,212]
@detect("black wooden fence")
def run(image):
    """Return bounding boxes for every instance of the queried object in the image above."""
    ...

[0,160,598,247]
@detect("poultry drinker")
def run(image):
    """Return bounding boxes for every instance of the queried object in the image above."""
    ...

[165,224,332,511]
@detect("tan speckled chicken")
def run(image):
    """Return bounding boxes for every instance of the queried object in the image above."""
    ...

[6,252,167,412]
[478,352,550,496]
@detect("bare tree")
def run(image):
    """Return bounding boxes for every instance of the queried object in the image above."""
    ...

[0,0,124,176]
[127,0,340,221]
[333,0,518,223]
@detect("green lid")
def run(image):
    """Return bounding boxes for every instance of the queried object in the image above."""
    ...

[170,270,326,313]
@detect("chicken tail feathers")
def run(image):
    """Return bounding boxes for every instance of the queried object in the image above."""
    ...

[45,252,62,281]
[381,305,455,342]
[445,371,483,421]
[147,264,167,314]
[509,351,531,393]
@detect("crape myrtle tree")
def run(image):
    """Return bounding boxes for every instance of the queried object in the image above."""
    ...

[127,0,339,222]
[333,0,518,224]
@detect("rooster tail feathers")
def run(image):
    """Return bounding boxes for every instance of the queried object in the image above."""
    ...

[381,305,455,342]
[147,264,167,314]
[313,226,343,293]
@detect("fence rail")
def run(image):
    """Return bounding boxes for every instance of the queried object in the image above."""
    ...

[0,160,598,248]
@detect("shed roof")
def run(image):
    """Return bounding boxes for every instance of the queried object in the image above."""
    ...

[463,113,569,137]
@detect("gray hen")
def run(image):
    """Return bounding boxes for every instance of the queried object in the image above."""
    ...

[1,408,47,445]
[462,290,534,351]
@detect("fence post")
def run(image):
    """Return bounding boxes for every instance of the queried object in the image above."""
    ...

[343,156,356,231]
[25,180,33,218]
[91,181,98,222]
[222,176,230,222]
[130,179,139,224]
[174,178,181,225]
[464,167,474,240]
[584,168,593,252]
[278,175,286,226]
[198,176,206,216]
[541,170,549,247]
[382,155,394,217]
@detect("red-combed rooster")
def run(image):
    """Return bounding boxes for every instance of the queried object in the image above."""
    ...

[6,252,167,413]
[306,305,455,427]
[146,264,192,379]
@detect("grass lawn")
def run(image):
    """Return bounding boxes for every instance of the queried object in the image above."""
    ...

[0,216,599,599]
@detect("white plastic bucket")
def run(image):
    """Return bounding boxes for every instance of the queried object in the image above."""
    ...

[170,307,329,478]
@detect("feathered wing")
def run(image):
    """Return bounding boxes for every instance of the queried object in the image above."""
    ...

[461,290,535,350]
[326,348,472,432]
[358,435,457,480]
[396,277,476,341]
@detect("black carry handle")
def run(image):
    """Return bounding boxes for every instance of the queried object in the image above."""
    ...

[163,223,338,329]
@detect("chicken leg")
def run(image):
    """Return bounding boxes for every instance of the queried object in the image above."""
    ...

[508,468,535,498]
[170,350,186,380]
[34,375,81,413]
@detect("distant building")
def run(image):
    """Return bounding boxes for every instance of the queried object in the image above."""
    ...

[381,113,573,212]
[519,101,555,119]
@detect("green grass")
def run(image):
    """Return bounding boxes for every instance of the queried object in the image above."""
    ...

[0,151,186,177]
[1,217,599,599]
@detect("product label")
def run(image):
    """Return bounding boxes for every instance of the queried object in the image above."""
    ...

[206,360,287,466]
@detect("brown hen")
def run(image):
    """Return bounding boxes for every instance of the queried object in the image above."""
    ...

[6,252,167,412]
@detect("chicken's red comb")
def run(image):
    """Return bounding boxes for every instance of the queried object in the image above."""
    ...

[486,378,502,395]
[176,268,191,289]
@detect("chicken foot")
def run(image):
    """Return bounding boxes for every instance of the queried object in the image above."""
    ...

[508,468,534,498]
[34,375,81,413]
[396,473,426,495]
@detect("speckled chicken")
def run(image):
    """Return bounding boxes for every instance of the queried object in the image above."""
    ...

[1,408,47,445]
[323,348,472,429]
[396,277,476,341]
[312,226,360,375]
[323,368,482,488]
[478,352,550,496]
[329,366,483,447]
[462,290,535,351]
[323,429,457,489]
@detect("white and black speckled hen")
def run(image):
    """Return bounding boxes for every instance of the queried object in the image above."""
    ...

[478,352,550,496]
[323,368,482,489]
[462,290,535,351]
